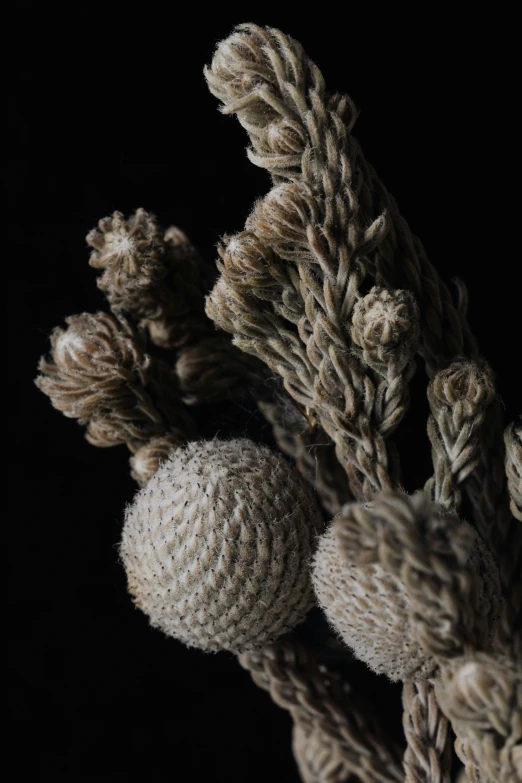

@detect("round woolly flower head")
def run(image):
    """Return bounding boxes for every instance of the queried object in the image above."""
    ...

[120,438,324,653]
[312,523,436,681]
[312,491,502,680]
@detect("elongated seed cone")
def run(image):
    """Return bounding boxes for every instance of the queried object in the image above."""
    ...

[120,439,324,653]
[312,523,436,681]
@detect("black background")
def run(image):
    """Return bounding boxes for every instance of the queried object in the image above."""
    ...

[10,4,517,782]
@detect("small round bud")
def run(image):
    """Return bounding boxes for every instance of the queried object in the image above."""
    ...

[429,360,495,410]
[219,232,278,292]
[351,287,419,369]
[121,439,324,653]
[129,433,186,486]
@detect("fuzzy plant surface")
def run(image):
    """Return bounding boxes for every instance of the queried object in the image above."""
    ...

[121,438,323,653]
[36,23,521,783]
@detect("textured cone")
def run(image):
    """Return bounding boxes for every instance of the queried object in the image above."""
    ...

[311,524,436,681]
[121,439,324,653]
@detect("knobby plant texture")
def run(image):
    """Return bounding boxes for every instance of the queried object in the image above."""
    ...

[36,23,521,783]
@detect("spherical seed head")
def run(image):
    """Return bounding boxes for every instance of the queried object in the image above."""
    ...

[311,524,436,681]
[120,439,324,653]
[312,499,502,679]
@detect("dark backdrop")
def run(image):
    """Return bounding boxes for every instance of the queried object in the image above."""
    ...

[10,5,517,782]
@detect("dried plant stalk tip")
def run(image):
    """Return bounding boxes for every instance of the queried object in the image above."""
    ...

[429,360,495,408]
[32,22,518,783]
[86,210,209,348]
[35,311,146,422]
[87,209,166,280]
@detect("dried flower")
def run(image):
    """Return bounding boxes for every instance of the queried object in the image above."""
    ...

[88,211,209,348]
[351,287,419,373]
[121,439,323,653]
[35,312,148,422]
[34,23,520,783]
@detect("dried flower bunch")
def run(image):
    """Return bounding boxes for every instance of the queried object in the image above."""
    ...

[36,23,521,783]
